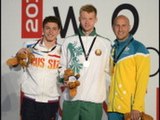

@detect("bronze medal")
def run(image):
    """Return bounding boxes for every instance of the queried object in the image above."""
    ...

[112,66,114,74]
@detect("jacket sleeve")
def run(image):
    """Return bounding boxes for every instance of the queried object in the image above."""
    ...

[105,40,112,75]
[132,52,150,111]
[58,39,70,83]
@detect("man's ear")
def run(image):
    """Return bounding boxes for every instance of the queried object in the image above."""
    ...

[129,25,131,31]
[95,17,98,23]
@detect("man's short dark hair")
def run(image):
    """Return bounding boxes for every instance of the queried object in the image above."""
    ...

[43,16,61,29]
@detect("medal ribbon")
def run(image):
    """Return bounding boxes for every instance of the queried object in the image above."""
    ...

[32,39,57,53]
[78,35,97,61]
[113,38,133,66]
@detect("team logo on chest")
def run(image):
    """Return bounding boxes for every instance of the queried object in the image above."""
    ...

[95,49,102,56]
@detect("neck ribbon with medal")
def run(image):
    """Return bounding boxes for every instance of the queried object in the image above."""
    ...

[78,34,97,68]
[31,39,57,53]
[112,38,133,73]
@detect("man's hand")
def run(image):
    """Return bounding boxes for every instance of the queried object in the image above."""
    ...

[131,110,141,120]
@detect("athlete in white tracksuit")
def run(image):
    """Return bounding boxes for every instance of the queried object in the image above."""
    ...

[59,26,111,120]
[11,16,62,120]
[59,5,111,120]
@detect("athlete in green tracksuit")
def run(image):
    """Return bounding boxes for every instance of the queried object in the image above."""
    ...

[59,4,111,120]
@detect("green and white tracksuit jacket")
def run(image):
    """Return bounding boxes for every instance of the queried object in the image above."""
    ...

[60,28,111,103]
[108,35,150,113]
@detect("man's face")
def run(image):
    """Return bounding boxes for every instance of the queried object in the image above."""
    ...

[79,11,97,34]
[113,17,130,40]
[43,22,60,42]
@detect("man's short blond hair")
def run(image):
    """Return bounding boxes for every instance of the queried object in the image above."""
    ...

[79,4,97,16]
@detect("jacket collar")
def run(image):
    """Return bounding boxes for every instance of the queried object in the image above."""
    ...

[77,26,97,36]
[114,34,133,46]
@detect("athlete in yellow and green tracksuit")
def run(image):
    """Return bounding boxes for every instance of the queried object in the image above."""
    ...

[107,34,150,119]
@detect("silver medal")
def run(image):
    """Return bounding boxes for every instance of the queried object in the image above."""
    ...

[83,61,90,67]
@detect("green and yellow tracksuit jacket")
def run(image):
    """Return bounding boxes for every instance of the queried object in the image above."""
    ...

[108,35,150,114]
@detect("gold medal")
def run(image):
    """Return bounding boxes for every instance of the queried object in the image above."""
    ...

[95,49,102,56]
[109,59,115,75]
